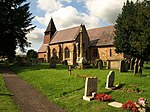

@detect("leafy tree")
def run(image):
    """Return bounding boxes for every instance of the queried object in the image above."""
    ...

[0,0,35,61]
[27,49,38,59]
[114,0,150,74]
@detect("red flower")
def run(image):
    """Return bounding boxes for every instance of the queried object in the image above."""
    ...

[94,93,112,101]
[122,100,138,112]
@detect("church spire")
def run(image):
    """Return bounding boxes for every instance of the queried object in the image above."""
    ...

[44,18,57,37]
[43,18,57,44]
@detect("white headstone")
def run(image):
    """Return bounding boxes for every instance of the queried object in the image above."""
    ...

[105,71,115,89]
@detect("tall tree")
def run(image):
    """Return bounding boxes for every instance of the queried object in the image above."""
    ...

[0,0,35,61]
[114,0,150,74]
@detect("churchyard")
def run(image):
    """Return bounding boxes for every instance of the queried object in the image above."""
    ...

[0,62,146,112]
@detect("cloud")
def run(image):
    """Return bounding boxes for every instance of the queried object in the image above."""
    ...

[34,6,103,31]
[85,0,144,24]
[27,27,44,43]
[59,0,72,3]
[37,0,62,12]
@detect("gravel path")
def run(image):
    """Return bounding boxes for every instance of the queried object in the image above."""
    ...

[1,68,65,112]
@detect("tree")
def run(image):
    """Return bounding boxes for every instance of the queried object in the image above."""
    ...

[27,49,38,59]
[0,0,35,61]
[114,0,150,74]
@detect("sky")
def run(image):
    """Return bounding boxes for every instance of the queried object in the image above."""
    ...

[19,0,141,54]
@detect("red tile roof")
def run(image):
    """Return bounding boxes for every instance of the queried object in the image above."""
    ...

[38,44,48,53]
[49,26,81,45]
[87,26,115,47]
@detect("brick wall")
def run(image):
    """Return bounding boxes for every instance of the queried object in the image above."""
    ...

[38,53,47,62]
[49,42,75,65]
[90,46,124,61]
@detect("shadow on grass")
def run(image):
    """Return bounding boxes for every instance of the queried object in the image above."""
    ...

[134,74,150,77]
[0,93,13,96]
[8,63,68,74]
[144,67,150,69]
[62,86,84,96]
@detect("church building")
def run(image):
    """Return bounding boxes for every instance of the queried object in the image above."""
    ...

[38,18,125,69]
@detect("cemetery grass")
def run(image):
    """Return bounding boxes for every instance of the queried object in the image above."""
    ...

[0,73,20,112]
[10,63,150,112]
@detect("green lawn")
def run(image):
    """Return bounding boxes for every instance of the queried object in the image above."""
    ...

[10,63,150,112]
[0,73,20,112]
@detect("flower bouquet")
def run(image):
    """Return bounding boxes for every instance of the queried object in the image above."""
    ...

[122,100,138,112]
[94,93,112,102]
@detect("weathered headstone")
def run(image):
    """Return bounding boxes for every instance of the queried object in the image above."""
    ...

[61,60,68,65]
[49,55,57,68]
[105,71,115,89]
[97,59,103,69]
[119,60,125,72]
[130,58,135,70]
[138,59,142,74]
[134,58,138,74]
[83,77,98,101]
[31,58,36,66]
[124,60,128,72]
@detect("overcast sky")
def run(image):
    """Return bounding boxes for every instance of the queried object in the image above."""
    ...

[19,0,142,54]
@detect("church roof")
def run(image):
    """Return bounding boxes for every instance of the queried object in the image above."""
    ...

[49,26,81,45]
[87,26,115,47]
[38,44,48,53]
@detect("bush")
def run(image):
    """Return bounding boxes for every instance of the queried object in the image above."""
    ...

[3,60,9,67]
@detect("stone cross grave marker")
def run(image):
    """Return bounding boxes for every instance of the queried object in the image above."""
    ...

[83,77,98,101]
[68,65,72,75]
[105,71,115,89]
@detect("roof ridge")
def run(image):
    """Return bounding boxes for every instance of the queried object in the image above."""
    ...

[57,25,80,32]
[87,25,114,31]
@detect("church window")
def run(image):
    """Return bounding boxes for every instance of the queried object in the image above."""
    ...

[65,47,70,58]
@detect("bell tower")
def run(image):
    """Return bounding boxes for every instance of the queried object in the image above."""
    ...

[43,18,57,44]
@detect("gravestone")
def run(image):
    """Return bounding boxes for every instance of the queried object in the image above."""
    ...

[97,59,103,69]
[138,59,142,74]
[124,60,128,72]
[134,58,138,74]
[68,65,72,75]
[83,77,98,101]
[31,58,36,66]
[130,58,135,70]
[61,60,68,65]
[49,55,57,68]
[119,60,125,72]
[105,71,115,89]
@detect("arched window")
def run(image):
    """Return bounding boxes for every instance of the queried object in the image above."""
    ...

[65,47,70,58]
[52,48,57,57]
